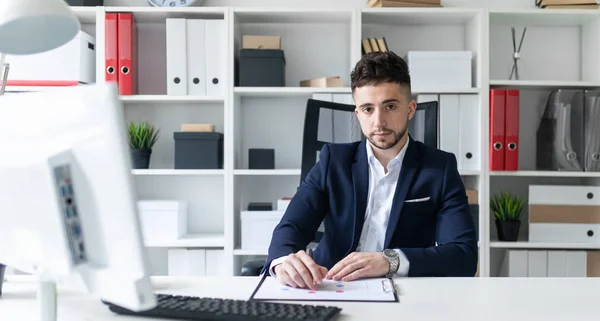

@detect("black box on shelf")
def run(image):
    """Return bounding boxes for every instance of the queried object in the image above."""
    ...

[173,132,223,169]
[249,148,275,169]
[238,49,285,87]
[65,0,104,5]
[248,202,273,211]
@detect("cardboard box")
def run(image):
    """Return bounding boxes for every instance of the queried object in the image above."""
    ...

[243,35,281,49]
[299,76,343,88]
[181,123,215,132]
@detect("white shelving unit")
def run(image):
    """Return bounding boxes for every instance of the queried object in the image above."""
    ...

[23,5,600,278]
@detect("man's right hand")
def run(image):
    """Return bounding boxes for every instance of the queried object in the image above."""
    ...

[273,250,328,290]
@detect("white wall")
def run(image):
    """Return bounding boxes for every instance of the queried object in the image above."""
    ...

[106,0,536,9]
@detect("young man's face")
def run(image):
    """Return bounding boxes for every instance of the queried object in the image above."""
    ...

[353,82,416,150]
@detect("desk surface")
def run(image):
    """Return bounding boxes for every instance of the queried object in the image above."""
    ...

[1,275,599,320]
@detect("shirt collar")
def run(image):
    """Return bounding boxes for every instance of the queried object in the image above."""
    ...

[366,137,409,167]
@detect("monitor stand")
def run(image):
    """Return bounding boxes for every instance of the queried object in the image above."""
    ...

[37,279,57,321]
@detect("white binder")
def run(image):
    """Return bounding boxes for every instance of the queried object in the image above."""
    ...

[547,250,568,277]
[527,250,547,277]
[566,251,587,277]
[166,18,187,95]
[439,94,460,160]
[499,250,528,277]
[205,19,225,96]
[439,94,479,171]
[186,19,206,96]
[458,94,480,171]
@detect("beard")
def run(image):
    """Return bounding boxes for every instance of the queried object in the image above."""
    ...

[367,118,409,150]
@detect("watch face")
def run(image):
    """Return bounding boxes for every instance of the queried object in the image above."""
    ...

[384,249,398,258]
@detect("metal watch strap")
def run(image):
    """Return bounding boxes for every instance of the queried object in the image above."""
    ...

[385,251,399,278]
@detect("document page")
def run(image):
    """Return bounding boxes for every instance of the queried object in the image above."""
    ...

[250,276,398,302]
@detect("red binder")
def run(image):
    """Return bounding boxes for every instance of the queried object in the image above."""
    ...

[105,13,118,84]
[505,90,520,171]
[117,13,136,95]
[489,89,506,171]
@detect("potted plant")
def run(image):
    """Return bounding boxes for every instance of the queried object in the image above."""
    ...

[491,192,525,242]
[127,120,160,169]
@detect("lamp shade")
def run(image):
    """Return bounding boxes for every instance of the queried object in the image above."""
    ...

[0,0,80,55]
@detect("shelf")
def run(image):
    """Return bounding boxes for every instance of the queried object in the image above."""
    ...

[104,6,226,22]
[413,87,481,94]
[120,95,224,104]
[145,233,225,248]
[132,169,225,176]
[234,169,301,176]
[234,87,351,97]
[489,8,600,26]
[490,171,600,178]
[233,7,353,24]
[459,170,481,176]
[362,7,481,25]
[234,249,268,256]
[490,241,600,250]
[489,80,600,89]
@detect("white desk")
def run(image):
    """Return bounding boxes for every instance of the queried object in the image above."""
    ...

[1,275,599,320]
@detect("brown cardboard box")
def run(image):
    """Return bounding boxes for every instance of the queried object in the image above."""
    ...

[181,123,215,132]
[299,76,344,88]
[242,35,281,49]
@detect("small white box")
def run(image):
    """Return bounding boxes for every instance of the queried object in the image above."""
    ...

[138,200,187,245]
[406,51,472,89]
[4,30,96,85]
[277,199,291,211]
[241,211,285,250]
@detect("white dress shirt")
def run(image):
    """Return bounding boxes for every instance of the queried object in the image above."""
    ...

[268,139,410,277]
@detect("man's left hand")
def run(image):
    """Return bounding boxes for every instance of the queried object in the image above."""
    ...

[325,252,390,282]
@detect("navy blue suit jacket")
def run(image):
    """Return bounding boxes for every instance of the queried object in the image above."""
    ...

[264,137,478,277]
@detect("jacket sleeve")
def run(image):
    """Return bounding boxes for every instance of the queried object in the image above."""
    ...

[261,144,331,274]
[399,153,478,277]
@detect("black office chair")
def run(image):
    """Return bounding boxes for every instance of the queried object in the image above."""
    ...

[240,98,360,276]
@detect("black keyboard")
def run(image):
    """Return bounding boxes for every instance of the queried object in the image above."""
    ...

[103,293,342,321]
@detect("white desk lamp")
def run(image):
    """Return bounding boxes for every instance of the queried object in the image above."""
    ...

[0,1,80,320]
[0,0,80,95]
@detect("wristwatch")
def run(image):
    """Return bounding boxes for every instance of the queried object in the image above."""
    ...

[382,249,400,278]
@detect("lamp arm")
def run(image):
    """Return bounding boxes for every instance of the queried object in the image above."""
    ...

[0,53,9,96]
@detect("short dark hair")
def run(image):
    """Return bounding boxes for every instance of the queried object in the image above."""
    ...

[350,51,411,97]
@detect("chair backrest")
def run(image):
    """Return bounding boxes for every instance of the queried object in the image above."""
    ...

[408,100,439,149]
[301,98,362,245]
[301,98,363,182]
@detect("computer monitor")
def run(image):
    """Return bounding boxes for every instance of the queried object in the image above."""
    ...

[0,84,156,317]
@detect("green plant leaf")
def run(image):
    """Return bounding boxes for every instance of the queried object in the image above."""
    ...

[127,121,160,150]
[490,192,524,222]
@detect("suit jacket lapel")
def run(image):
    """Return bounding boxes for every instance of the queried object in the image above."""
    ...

[384,137,421,248]
[351,140,369,253]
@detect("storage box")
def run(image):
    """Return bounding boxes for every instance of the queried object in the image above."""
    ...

[241,211,285,250]
[249,148,275,169]
[65,0,104,5]
[138,200,188,245]
[173,132,223,169]
[242,35,281,49]
[238,49,285,87]
[299,76,343,88]
[406,51,472,89]
[4,30,96,86]
[528,185,600,243]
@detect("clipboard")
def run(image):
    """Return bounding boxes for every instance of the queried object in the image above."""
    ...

[249,273,399,303]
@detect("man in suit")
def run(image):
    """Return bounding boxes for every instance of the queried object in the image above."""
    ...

[264,51,478,289]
